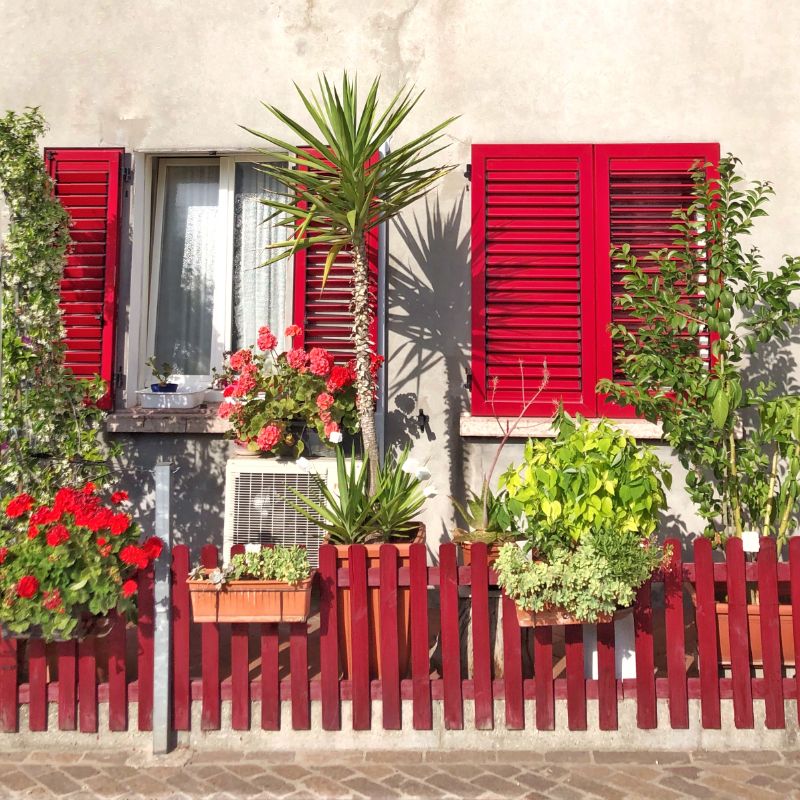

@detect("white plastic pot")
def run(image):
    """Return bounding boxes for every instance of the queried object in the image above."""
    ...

[136,387,206,410]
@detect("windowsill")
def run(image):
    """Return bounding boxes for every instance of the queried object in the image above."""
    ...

[106,403,230,435]
[459,413,664,440]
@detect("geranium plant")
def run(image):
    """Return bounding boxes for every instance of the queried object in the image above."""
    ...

[189,545,311,586]
[495,411,671,623]
[0,484,162,640]
[217,323,373,456]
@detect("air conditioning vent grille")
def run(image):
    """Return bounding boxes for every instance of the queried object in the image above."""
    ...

[231,471,326,567]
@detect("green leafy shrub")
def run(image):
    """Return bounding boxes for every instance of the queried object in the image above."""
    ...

[226,546,310,585]
[597,155,800,546]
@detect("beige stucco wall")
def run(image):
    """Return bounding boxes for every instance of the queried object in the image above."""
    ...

[2,0,800,551]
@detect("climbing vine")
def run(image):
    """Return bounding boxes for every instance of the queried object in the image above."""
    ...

[0,108,110,497]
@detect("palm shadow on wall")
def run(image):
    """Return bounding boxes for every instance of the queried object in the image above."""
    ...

[386,191,471,542]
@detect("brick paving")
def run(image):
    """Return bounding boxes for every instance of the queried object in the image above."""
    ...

[0,749,796,798]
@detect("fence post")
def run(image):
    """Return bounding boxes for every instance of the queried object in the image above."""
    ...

[152,460,173,754]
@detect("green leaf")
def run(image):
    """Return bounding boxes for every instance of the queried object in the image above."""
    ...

[711,390,730,430]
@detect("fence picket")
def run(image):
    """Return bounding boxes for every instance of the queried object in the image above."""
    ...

[260,623,280,730]
[229,544,250,731]
[501,592,524,730]
[790,538,800,726]
[725,537,754,728]
[57,641,76,730]
[0,639,18,732]
[78,636,97,732]
[664,539,688,728]
[440,543,463,729]
[470,543,493,730]
[758,538,784,729]
[170,545,191,731]
[534,626,554,730]
[409,543,432,730]
[349,545,370,730]
[633,582,656,729]
[290,622,310,730]
[318,545,341,731]
[379,546,401,730]
[107,611,127,731]
[694,537,721,729]
[137,563,155,732]
[564,624,587,730]
[27,639,47,731]
[200,545,220,730]
[597,620,617,730]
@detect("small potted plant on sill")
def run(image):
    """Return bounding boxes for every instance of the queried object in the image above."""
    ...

[494,410,671,627]
[145,357,178,393]
[289,446,434,678]
[137,358,205,410]
[187,545,313,623]
[217,323,365,458]
[0,485,162,641]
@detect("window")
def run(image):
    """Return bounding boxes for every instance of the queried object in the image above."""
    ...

[147,156,291,384]
[469,142,719,418]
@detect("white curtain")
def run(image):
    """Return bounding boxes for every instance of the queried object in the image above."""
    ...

[154,164,219,375]
[232,163,289,351]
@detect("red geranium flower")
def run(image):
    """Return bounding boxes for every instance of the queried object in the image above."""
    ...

[0,547,9,564]
[222,384,235,398]
[316,392,335,411]
[82,482,96,495]
[16,575,39,599]
[229,349,252,371]
[111,490,129,505]
[142,536,163,562]
[97,536,107,547]
[286,348,308,371]
[257,326,278,351]
[30,506,59,526]
[119,545,149,570]
[5,493,34,518]
[109,513,130,536]
[308,347,334,377]
[121,579,138,598]
[43,589,62,611]
[256,425,282,452]
[285,324,303,338]
[46,524,70,547]
[326,365,354,392]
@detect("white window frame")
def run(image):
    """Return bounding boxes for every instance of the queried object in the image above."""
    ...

[128,152,292,403]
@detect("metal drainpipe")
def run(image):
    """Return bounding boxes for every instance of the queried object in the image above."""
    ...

[375,142,389,464]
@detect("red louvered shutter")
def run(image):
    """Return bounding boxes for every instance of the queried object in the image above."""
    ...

[292,150,378,362]
[470,144,597,417]
[593,143,720,417]
[45,148,123,410]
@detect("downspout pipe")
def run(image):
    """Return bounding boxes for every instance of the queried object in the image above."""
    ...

[375,142,389,464]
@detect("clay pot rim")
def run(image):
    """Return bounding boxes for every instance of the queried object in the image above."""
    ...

[713,600,793,615]
[327,521,426,554]
[187,574,314,590]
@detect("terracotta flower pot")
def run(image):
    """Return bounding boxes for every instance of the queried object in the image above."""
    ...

[458,540,506,568]
[515,605,615,628]
[714,601,795,666]
[187,574,313,623]
[333,523,426,680]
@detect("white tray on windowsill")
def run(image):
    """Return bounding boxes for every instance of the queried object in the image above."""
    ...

[136,388,207,410]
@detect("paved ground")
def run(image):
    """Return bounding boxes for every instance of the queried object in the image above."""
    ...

[0,748,796,799]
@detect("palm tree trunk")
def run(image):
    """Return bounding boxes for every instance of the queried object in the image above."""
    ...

[351,239,380,493]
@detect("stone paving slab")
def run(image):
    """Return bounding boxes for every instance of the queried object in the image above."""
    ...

[0,749,796,798]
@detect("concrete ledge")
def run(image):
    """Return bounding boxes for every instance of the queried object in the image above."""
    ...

[105,405,231,435]
[460,414,664,440]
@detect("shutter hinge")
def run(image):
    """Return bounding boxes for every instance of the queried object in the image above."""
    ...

[114,369,126,390]
[464,370,472,391]
[122,165,133,184]
[464,163,472,182]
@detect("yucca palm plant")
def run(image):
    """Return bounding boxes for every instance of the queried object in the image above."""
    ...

[245,74,456,490]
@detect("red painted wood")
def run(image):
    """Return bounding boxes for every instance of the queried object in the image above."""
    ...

[470,144,597,416]
[409,543,432,730]
[289,622,310,730]
[791,538,800,725]
[693,537,721,728]
[78,636,97,732]
[106,611,127,731]
[260,624,280,730]
[469,543,493,730]
[564,624,587,730]
[137,563,155,732]
[200,545,221,730]
[757,537,785,729]
[45,148,124,409]
[633,582,656,729]
[170,544,191,731]
[725,537,754,728]
[534,626,554,730]
[379,546,401,730]
[228,543,250,731]
[27,639,47,731]
[500,592,524,730]
[596,620,617,730]
[663,539,688,728]
[57,641,76,730]
[318,544,341,730]
[0,638,18,732]
[439,543,463,729]
[348,545,370,730]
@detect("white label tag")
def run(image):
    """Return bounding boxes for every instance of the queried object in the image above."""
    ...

[741,530,760,553]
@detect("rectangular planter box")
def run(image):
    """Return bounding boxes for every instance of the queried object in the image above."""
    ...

[515,605,614,627]
[187,576,313,623]
[137,388,207,409]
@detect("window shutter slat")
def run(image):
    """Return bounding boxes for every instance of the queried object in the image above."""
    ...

[292,150,378,362]
[594,143,720,417]
[471,144,597,417]
[45,147,123,410]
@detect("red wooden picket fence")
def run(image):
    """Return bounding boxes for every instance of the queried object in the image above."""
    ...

[1,537,799,733]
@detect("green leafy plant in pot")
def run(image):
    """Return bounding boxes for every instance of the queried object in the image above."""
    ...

[289,445,433,678]
[494,410,671,626]
[146,357,178,393]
